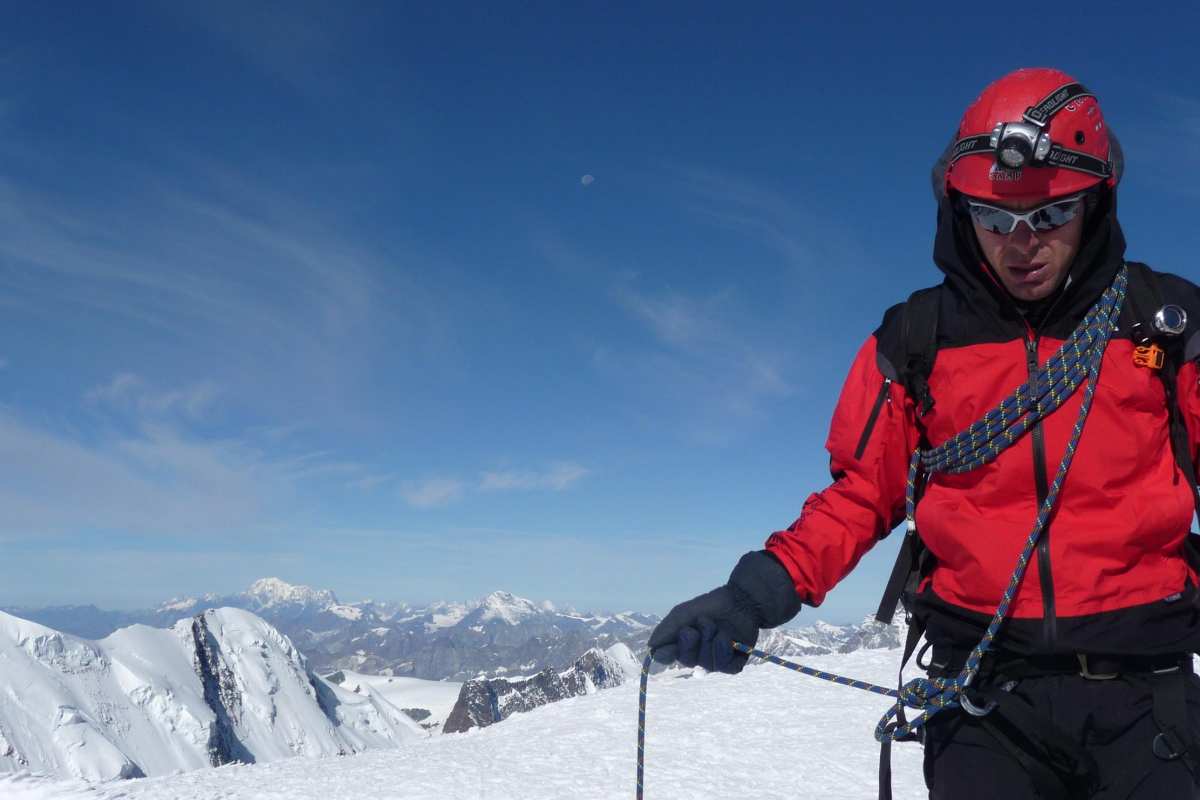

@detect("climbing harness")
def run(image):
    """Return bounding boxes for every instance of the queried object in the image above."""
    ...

[636,265,1131,798]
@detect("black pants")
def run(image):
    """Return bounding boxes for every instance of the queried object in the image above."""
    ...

[923,670,1200,799]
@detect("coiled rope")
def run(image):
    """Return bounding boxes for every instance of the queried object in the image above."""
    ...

[636,266,1129,798]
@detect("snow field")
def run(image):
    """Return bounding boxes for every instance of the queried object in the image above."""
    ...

[0,773,95,800]
[66,648,926,800]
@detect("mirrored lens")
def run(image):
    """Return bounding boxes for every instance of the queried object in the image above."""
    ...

[1029,199,1082,231]
[967,204,1018,234]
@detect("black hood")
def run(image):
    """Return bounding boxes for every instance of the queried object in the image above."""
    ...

[930,188,1127,340]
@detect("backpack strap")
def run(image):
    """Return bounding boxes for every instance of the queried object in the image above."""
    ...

[875,284,939,800]
[900,286,942,416]
[1124,262,1200,519]
[874,286,941,625]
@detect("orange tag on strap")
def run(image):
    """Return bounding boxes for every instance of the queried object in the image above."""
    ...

[1133,344,1165,370]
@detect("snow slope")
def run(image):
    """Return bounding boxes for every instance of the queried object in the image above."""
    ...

[41,647,928,799]
[0,773,96,800]
[0,608,424,783]
[325,671,462,733]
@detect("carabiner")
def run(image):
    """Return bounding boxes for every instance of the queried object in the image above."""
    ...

[960,691,998,717]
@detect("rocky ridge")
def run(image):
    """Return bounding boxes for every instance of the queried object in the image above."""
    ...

[442,643,641,733]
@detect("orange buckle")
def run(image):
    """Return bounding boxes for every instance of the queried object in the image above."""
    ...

[1133,344,1165,370]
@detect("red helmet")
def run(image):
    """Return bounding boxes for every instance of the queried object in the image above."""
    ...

[944,68,1117,202]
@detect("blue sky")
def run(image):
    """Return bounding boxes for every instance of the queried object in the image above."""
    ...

[2,4,1198,622]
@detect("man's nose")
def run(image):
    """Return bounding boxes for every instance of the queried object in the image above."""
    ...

[1009,221,1041,247]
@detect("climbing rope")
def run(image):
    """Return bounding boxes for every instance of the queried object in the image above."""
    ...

[878,265,1127,741]
[635,266,1129,797]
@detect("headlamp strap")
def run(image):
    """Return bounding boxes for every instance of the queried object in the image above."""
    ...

[1022,82,1095,127]
[947,134,994,166]
[1043,143,1112,178]
[945,81,1112,178]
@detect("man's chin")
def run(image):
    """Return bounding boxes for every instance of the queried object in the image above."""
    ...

[1010,287,1051,302]
[1001,273,1064,304]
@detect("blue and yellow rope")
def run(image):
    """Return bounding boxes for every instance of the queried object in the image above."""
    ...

[636,267,1129,797]
[877,266,1126,741]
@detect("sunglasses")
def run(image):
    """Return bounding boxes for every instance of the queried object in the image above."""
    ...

[965,194,1086,235]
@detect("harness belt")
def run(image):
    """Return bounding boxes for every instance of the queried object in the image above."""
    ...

[927,647,1191,682]
[924,648,1197,800]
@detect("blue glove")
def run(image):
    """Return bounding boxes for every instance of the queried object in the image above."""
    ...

[646,551,802,674]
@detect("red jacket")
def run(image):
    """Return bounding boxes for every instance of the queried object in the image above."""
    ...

[765,194,1200,655]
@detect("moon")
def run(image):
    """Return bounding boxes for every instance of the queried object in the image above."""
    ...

[580,174,595,186]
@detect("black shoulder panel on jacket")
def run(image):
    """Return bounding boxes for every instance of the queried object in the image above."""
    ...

[872,284,954,387]
[1151,269,1200,363]
[873,301,908,383]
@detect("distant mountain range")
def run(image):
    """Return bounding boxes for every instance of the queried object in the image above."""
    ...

[3,578,903,684]
[3,578,659,682]
[755,616,905,658]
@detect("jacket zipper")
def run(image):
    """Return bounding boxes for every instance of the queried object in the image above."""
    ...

[854,378,892,460]
[1025,335,1056,646]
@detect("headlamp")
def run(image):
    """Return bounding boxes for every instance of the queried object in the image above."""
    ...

[989,122,1052,170]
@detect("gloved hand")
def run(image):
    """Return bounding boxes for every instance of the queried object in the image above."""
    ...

[646,550,802,674]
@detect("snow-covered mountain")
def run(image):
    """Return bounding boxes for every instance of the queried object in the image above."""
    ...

[756,613,906,658]
[7,647,930,800]
[0,608,423,782]
[442,642,641,733]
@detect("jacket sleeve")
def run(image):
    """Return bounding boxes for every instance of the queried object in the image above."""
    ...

[765,335,921,607]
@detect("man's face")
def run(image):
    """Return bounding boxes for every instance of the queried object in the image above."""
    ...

[968,194,1086,303]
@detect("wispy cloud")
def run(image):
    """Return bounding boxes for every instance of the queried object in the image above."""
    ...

[610,286,728,350]
[0,157,458,428]
[604,279,793,443]
[480,462,590,492]
[400,462,591,506]
[535,165,828,445]
[162,3,351,97]
[347,473,397,492]
[667,164,869,273]
[85,373,220,419]
[0,374,381,540]
[0,409,285,537]
[400,478,465,509]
